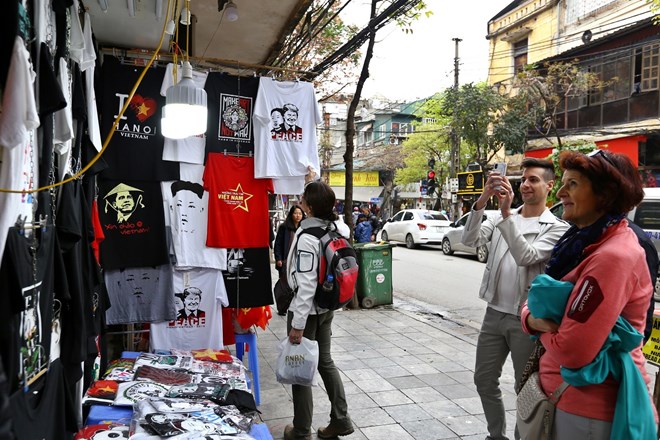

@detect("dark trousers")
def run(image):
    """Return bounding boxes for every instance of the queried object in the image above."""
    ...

[287,311,350,435]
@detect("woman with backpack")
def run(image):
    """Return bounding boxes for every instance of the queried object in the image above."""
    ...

[284,181,354,440]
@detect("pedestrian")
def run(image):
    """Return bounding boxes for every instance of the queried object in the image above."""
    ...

[461,158,569,440]
[354,214,372,243]
[351,206,360,226]
[284,181,354,440]
[522,150,656,439]
[273,205,305,281]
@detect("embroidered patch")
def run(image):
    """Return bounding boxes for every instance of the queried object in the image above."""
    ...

[567,276,603,323]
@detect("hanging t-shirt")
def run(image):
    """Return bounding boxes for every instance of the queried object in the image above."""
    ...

[0,228,69,394]
[253,77,321,178]
[9,360,78,440]
[163,164,227,270]
[97,179,169,270]
[99,56,179,181]
[150,268,228,351]
[202,154,273,248]
[222,248,273,308]
[161,63,208,165]
[0,36,40,262]
[104,264,176,325]
[204,73,259,157]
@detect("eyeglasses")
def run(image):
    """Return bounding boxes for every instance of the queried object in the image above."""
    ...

[587,149,616,168]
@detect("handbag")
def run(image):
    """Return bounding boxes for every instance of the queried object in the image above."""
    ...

[274,278,294,316]
[516,371,569,440]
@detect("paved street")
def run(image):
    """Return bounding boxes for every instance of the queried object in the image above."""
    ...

[389,244,486,329]
[251,258,511,439]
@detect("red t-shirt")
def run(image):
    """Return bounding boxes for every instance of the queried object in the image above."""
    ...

[203,154,273,248]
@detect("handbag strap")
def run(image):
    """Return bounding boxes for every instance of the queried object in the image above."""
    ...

[548,381,570,404]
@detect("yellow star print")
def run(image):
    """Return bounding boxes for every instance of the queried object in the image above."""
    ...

[231,183,253,212]
[138,102,150,116]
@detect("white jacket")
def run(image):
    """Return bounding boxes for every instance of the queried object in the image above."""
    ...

[461,205,569,315]
[286,217,348,330]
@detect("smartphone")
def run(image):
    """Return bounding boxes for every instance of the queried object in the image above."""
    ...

[493,162,507,176]
[492,162,507,190]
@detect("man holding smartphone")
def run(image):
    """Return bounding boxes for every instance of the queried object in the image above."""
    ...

[461,158,568,440]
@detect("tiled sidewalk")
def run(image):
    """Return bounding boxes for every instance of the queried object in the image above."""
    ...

[248,304,519,440]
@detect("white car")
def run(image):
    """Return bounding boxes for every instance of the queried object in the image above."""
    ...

[441,210,500,263]
[380,209,451,248]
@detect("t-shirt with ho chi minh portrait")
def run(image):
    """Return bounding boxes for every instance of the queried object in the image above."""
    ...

[97,180,169,270]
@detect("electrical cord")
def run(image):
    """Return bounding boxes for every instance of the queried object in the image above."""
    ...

[0,0,174,194]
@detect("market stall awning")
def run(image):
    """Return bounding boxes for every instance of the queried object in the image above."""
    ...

[331,186,384,202]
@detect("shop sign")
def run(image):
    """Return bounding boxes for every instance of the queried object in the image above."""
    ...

[643,315,660,366]
[458,171,484,195]
[329,171,379,187]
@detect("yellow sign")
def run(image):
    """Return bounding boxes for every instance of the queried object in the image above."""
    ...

[457,171,484,195]
[643,315,660,366]
[329,171,379,187]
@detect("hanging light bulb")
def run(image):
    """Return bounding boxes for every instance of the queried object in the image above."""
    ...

[161,62,208,139]
[224,0,238,21]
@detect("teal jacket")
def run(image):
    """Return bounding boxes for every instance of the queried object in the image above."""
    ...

[527,274,656,440]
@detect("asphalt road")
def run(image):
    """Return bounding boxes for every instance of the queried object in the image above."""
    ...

[390,243,487,329]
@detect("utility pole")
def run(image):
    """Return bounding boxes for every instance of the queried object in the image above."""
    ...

[450,37,462,220]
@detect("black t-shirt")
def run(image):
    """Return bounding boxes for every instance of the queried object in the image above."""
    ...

[9,360,77,440]
[99,56,179,181]
[222,247,273,308]
[0,228,69,393]
[97,179,169,270]
[204,73,259,158]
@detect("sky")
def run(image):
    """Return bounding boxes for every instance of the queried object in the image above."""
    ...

[341,0,512,101]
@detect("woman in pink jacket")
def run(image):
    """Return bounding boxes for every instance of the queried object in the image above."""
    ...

[522,150,656,438]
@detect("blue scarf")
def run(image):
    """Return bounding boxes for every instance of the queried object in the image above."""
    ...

[545,213,625,279]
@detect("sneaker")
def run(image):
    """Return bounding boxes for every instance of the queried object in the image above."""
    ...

[283,424,311,440]
[317,421,354,438]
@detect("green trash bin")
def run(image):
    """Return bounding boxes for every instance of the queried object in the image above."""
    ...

[353,243,394,308]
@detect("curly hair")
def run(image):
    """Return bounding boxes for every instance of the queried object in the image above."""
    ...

[558,150,643,215]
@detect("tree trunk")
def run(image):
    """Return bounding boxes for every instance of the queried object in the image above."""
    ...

[345,0,378,309]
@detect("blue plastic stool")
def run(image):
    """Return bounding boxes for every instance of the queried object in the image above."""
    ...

[234,332,260,406]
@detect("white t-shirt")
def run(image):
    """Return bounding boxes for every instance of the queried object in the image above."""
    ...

[253,77,321,178]
[0,37,40,261]
[162,164,227,270]
[54,58,74,181]
[161,64,208,164]
[150,268,229,351]
[272,176,305,195]
[491,215,540,314]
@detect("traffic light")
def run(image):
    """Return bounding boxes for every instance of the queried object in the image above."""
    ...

[428,158,436,169]
[427,170,436,180]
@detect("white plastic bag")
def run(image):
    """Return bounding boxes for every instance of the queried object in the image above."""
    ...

[275,337,319,386]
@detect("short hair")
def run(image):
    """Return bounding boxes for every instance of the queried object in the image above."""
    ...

[171,180,204,199]
[303,181,337,221]
[521,157,555,182]
[283,103,299,115]
[558,150,644,215]
[181,287,202,300]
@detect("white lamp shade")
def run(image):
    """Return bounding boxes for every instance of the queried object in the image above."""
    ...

[161,105,207,139]
[225,1,238,21]
[161,64,208,139]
